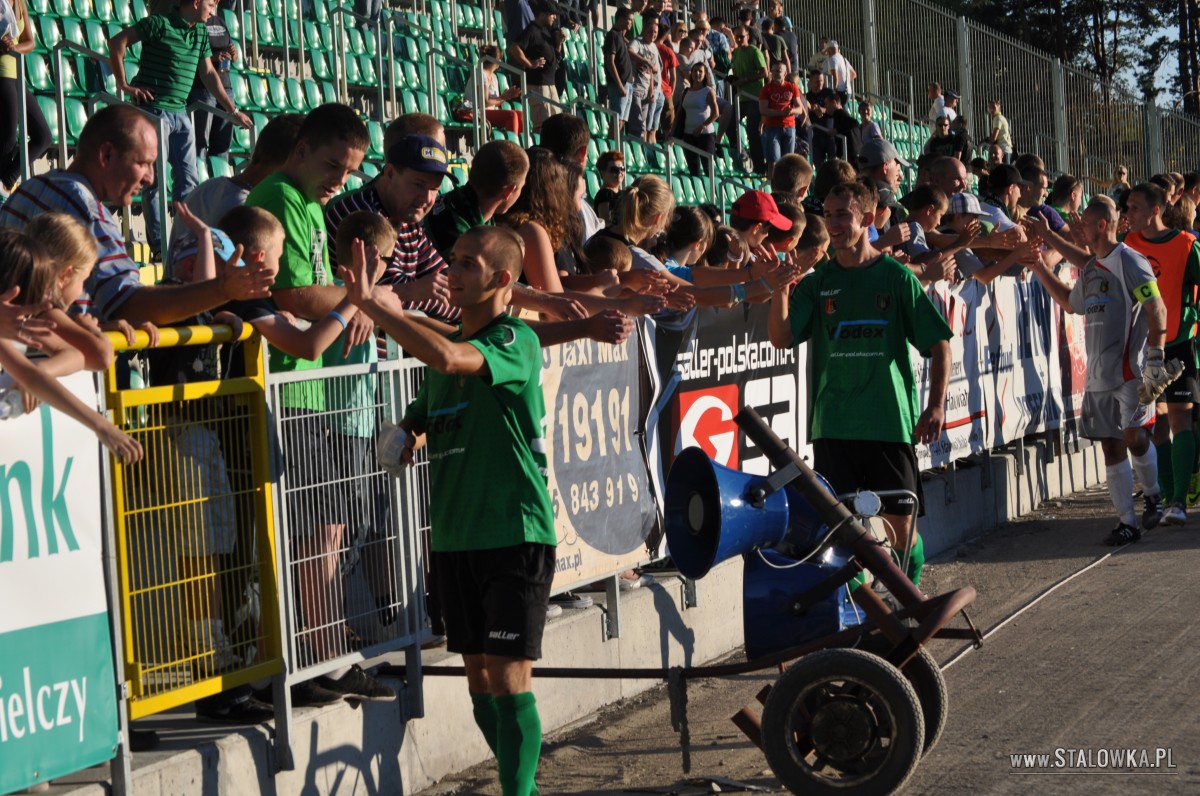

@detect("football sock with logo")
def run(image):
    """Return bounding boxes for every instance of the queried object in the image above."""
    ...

[471,691,500,757]
[1131,449,1160,499]
[495,692,541,796]
[1171,429,1195,502]
[1107,461,1137,526]
[1156,438,1174,502]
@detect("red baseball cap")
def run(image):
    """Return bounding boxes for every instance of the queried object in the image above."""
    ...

[731,190,791,231]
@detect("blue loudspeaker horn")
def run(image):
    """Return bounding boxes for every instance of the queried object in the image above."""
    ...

[664,447,791,579]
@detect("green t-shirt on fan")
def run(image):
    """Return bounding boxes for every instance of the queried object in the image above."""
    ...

[132,12,212,112]
[404,314,556,552]
[246,171,332,411]
[789,255,953,445]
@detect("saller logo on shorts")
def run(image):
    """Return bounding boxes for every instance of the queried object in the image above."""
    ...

[489,630,521,641]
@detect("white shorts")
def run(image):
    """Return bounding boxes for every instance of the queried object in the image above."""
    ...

[1080,381,1155,441]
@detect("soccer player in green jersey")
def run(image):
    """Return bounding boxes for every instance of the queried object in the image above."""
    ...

[342,225,553,796]
[768,180,952,585]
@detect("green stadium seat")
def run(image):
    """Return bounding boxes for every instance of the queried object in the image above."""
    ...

[311,0,327,24]
[401,60,421,89]
[51,0,72,16]
[223,8,240,40]
[266,75,288,110]
[254,15,280,48]
[64,98,87,142]
[195,156,210,184]
[112,0,133,23]
[209,156,233,178]
[361,161,380,178]
[29,0,54,17]
[692,176,711,204]
[367,120,384,158]
[27,54,55,93]
[412,89,431,115]
[284,78,306,110]
[401,89,418,115]
[303,78,322,110]
[246,74,270,111]
[586,169,600,197]
[37,17,62,53]
[357,54,378,87]
[344,173,363,192]
[36,95,59,147]
[320,80,338,103]
[343,53,363,85]
[131,0,147,21]
[228,71,250,108]
[60,16,84,49]
[310,49,333,81]
[304,21,329,53]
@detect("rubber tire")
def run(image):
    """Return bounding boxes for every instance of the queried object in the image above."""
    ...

[761,648,925,796]
[856,638,949,756]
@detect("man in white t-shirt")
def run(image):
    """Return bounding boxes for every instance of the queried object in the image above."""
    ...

[628,16,663,141]
[986,98,1012,162]
[825,39,852,102]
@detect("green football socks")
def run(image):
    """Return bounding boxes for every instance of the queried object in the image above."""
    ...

[1157,438,1175,502]
[495,692,542,796]
[1171,429,1196,504]
[471,691,500,756]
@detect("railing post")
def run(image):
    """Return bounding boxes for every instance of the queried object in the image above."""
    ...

[1050,58,1069,175]
[1144,102,1164,176]
[860,0,881,98]
[955,16,973,129]
[53,47,69,167]
[16,53,28,179]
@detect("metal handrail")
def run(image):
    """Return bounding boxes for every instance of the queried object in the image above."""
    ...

[664,136,716,201]
[380,8,438,122]
[428,48,486,151]
[16,47,28,181]
[53,42,171,249]
[568,93,621,150]
[717,175,759,214]
[185,98,259,156]
[331,6,387,121]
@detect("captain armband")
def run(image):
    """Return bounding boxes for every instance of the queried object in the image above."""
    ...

[1134,281,1161,304]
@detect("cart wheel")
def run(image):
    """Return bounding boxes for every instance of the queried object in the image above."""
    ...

[856,638,949,756]
[761,648,925,796]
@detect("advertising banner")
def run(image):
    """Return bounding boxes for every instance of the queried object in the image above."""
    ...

[540,329,657,588]
[0,373,118,794]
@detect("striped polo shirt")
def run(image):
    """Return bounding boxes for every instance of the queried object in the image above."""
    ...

[0,170,140,319]
[325,181,461,324]
[132,12,212,112]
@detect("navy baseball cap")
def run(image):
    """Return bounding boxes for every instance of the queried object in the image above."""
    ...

[387,135,451,176]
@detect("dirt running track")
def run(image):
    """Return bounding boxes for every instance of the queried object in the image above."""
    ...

[424,484,1200,795]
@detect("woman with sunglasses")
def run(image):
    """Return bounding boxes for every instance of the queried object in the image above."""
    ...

[592,150,626,223]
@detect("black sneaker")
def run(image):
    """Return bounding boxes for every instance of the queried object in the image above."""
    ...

[290,679,345,707]
[1142,493,1164,529]
[196,692,276,724]
[1106,522,1141,546]
[316,665,396,702]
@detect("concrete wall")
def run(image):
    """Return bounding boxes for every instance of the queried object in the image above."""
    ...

[61,438,1105,796]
